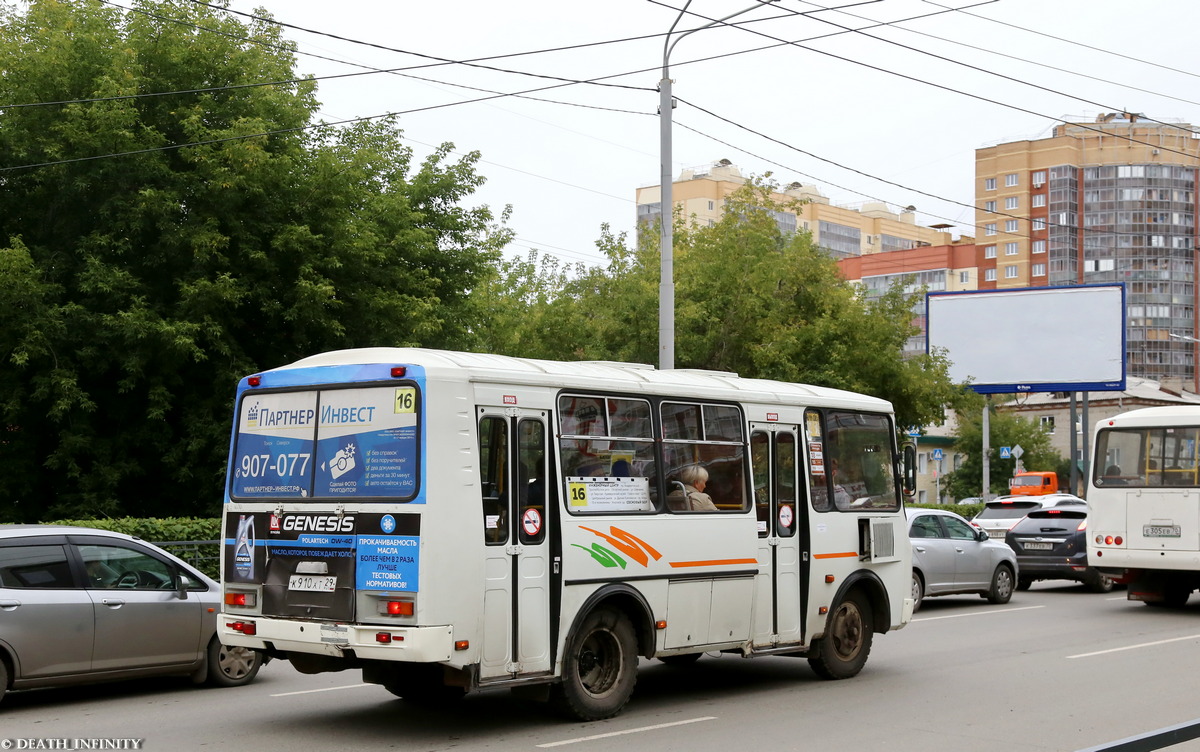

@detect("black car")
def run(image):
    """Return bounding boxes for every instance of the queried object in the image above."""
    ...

[1004,508,1114,592]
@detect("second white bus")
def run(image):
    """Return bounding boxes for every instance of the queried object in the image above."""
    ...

[1089,405,1200,606]
[219,348,916,719]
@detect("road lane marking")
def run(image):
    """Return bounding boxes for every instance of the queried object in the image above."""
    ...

[537,717,717,747]
[1067,634,1200,659]
[912,605,1044,622]
[271,683,372,697]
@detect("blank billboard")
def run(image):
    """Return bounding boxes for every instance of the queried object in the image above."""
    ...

[926,284,1125,394]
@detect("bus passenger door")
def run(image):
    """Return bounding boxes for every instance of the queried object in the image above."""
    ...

[750,425,805,648]
[478,409,554,681]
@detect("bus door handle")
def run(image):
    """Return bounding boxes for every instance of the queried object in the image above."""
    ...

[506,544,523,556]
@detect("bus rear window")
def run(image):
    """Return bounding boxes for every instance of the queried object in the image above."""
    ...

[231,384,420,500]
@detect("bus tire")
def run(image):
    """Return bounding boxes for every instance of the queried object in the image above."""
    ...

[382,664,466,705]
[551,606,637,721]
[1084,569,1114,593]
[808,590,873,680]
[657,652,702,666]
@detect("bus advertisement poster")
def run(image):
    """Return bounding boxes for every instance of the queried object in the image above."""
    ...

[355,512,421,592]
[315,386,419,499]
[231,391,318,498]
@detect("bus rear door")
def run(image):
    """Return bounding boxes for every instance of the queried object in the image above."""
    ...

[477,407,554,680]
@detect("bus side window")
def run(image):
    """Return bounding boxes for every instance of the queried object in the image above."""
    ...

[751,431,770,535]
[479,415,509,545]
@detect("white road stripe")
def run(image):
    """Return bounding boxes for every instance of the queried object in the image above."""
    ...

[537,717,717,748]
[1067,634,1200,659]
[271,683,372,697]
[912,605,1044,622]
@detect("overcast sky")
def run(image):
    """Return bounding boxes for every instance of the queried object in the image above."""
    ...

[222,0,1200,267]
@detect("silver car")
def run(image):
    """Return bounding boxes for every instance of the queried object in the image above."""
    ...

[0,525,263,703]
[907,507,1019,611]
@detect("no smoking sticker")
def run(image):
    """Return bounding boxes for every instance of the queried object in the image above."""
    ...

[522,508,542,536]
[779,504,794,528]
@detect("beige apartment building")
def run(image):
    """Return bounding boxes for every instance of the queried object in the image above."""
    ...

[976,112,1200,390]
[635,160,954,257]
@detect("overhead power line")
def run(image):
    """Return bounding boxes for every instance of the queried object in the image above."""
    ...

[652,0,1200,161]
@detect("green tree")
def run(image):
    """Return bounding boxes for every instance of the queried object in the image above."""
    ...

[0,0,509,521]
[943,398,1067,499]
[480,179,968,430]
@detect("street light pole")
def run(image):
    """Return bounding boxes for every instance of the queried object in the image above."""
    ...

[658,0,776,370]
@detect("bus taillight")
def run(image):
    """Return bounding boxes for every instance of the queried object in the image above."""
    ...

[226,620,257,636]
[390,367,407,378]
[383,600,414,616]
[247,375,262,387]
[225,591,256,607]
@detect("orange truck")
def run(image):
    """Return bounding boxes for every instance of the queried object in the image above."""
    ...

[1009,471,1059,496]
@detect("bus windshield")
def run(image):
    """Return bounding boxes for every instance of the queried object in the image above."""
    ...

[1095,425,1200,487]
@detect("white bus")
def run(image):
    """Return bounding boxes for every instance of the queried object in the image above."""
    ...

[1088,405,1200,607]
[219,348,916,719]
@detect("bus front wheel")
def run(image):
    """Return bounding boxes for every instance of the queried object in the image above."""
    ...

[808,590,873,680]
[551,606,638,721]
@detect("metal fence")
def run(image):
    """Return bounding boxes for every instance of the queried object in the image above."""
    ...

[156,539,220,580]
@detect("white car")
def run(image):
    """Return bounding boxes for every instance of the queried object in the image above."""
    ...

[970,494,1086,542]
[908,507,1019,611]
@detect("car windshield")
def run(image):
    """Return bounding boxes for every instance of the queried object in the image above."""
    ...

[976,501,1041,519]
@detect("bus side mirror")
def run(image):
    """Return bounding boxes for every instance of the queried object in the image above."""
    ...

[902,444,917,498]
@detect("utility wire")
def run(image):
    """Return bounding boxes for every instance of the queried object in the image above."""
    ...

[774,0,1200,138]
[795,0,1200,110]
[922,0,1200,82]
[653,0,1200,161]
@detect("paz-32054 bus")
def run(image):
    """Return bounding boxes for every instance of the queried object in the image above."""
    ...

[1089,405,1200,606]
[219,348,916,719]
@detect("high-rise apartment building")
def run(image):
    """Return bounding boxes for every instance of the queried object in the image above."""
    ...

[635,160,954,257]
[975,113,1200,390]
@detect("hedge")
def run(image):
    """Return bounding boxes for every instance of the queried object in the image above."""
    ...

[43,517,222,579]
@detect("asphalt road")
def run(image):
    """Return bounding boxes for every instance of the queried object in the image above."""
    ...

[2,581,1199,752]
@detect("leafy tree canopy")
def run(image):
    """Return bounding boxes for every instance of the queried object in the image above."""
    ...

[476,179,972,430]
[943,396,1069,499]
[0,0,509,520]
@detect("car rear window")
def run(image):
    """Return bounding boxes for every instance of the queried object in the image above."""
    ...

[976,501,1041,519]
[1010,509,1086,533]
[0,544,74,588]
[1024,509,1087,520]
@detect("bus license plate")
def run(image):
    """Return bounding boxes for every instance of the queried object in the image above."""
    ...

[289,575,337,592]
[1023,542,1053,551]
[1144,525,1182,538]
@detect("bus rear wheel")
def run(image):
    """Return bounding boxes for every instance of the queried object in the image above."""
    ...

[808,591,873,680]
[551,607,637,721]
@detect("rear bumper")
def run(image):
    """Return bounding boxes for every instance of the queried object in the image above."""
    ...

[218,613,454,663]
[1014,552,1090,581]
